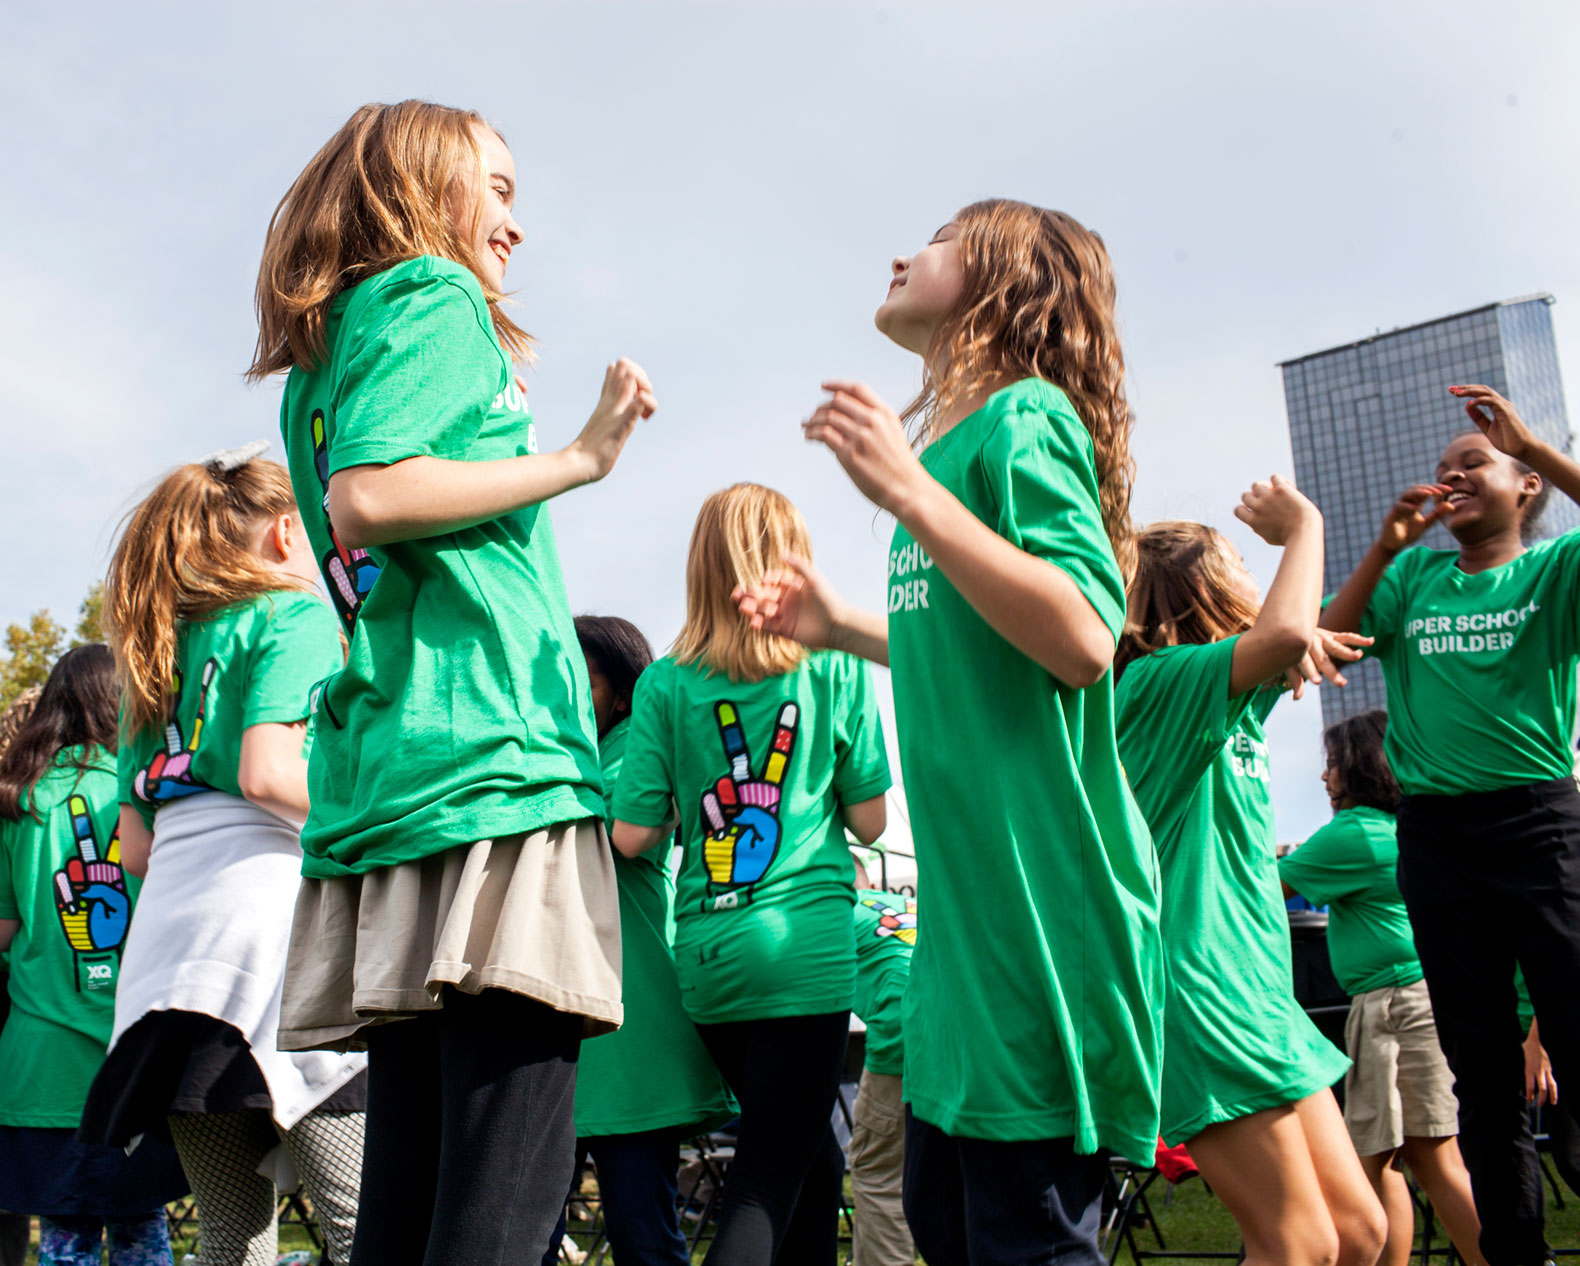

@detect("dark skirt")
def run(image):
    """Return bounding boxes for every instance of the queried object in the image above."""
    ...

[79,1010,366,1149]
[0,1125,188,1217]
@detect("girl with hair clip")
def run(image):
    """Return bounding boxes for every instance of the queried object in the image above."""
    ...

[250,100,652,1265]
[77,452,366,1266]
[1320,384,1580,1266]
[540,614,732,1266]
[1113,486,1385,1266]
[735,201,1164,1265]
[1279,711,1485,1266]
[612,484,890,1266]
[0,647,187,1266]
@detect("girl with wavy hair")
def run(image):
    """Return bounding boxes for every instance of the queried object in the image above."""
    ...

[735,200,1163,1264]
[1114,488,1386,1266]
[251,100,654,1265]
[0,647,187,1266]
[78,453,367,1266]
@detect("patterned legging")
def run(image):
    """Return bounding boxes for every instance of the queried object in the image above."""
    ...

[168,1108,364,1266]
[38,1210,172,1265]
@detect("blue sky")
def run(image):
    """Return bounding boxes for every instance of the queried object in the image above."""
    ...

[6,0,1578,853]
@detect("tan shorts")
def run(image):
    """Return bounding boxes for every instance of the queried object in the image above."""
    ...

[1343,978,1460,1156]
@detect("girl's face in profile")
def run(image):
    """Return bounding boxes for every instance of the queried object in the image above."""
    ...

[1321,755,1345,811]
[453,124,523,293]
[1219,537,1262,609]
[875,222,965,354]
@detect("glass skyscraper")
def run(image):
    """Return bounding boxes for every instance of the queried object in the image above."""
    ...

[1280,294,1576,724]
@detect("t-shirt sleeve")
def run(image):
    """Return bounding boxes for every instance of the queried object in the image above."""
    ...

[1117,638,1257,834]
[1356,554,1407,658]
[980,394,1127,641]
[612,669,678,829]
[1277,816,1369,905]
[116,743,154,831]
[243,595,348,729]
[830,655,892,805]
[329,265,511,472]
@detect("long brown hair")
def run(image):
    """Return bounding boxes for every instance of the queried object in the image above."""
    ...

[672,484,812,683]
[908,199,1137,579]
[1115,521,1260,679]
[1322,710,1400,815]
[248,100,531,381]
[0,646,119,821]
[106,460,303,734]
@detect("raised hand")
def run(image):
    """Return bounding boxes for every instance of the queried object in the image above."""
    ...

[733,552,842,650]
[803,380,931,517]
[700,701,800,891]
[569,358,657,484]
[1233,475,1321,546]
[1280,629,1373,699]
[1375,484,1452,557]
[1451,384,1536,459]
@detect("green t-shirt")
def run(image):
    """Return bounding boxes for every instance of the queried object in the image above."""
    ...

[280,256,604,877]
[0,749,141,1126]
[1277,806,1422,996]
[1359,530,1580,795]
[852,890,915,1078]
[574,718,733,1138]
[612,650,890,1024]
[119,591,344,828]
[1116,637,1350,1144]
[886,377,1163,1158]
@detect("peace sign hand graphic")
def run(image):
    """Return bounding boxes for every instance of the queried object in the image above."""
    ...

[700,701,800,888]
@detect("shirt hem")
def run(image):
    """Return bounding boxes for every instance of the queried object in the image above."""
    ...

[905,1093,1158,1160]
[1162,1061,1349,1147]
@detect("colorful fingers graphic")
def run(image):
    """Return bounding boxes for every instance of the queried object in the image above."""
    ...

[861,895,918,946]
[56,794,130,955]
[700,701,800,889]
[134,659,217,803]
[314,408,381,631]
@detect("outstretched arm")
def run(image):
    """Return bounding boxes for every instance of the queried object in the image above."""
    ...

[330,361,656,549]
[1320,483,1449,634]
[735,553,890,667]
[802,381,1115,689]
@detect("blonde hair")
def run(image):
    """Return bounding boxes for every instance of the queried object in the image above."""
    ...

[248,100,531,381]
[672,484,813,683]
[106,460,304,733]
[908,199,1137,580]
[1115,521,1260,679]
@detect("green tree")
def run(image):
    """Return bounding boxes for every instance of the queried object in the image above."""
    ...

[0,610,66,710]
[73,581,106,647]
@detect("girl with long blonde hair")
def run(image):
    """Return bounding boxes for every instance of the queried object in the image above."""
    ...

[1113,487,1385,1266]
[252,100,653,1264]
[78,451,366,1266]
[612,483,890,1266]
[735,200,1162,1264]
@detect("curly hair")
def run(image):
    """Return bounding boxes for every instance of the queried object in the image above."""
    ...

[906,199,1137,579]
[1322,710,1400,814]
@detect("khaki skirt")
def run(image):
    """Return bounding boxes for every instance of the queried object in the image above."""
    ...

[279,817,623,1052]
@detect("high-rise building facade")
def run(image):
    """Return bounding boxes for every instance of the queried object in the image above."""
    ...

[1280,294,1576,724]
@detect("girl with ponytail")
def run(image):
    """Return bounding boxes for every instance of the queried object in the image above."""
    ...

[79,450,367,1266]
[735,200,1162,1264]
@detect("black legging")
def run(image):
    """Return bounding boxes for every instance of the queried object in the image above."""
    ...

[1397,777,1580,1266]
[694,1011,850,1266]
[350,987,583,1266]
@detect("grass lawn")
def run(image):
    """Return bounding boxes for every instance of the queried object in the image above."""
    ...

[17,1170,1580,1262]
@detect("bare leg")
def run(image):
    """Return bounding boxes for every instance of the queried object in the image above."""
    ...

[1399,1136,1487,1266]
[1293,1091,1388,1266]
[1188,1105,1341,1266]
[1358,1151,1412,1266]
